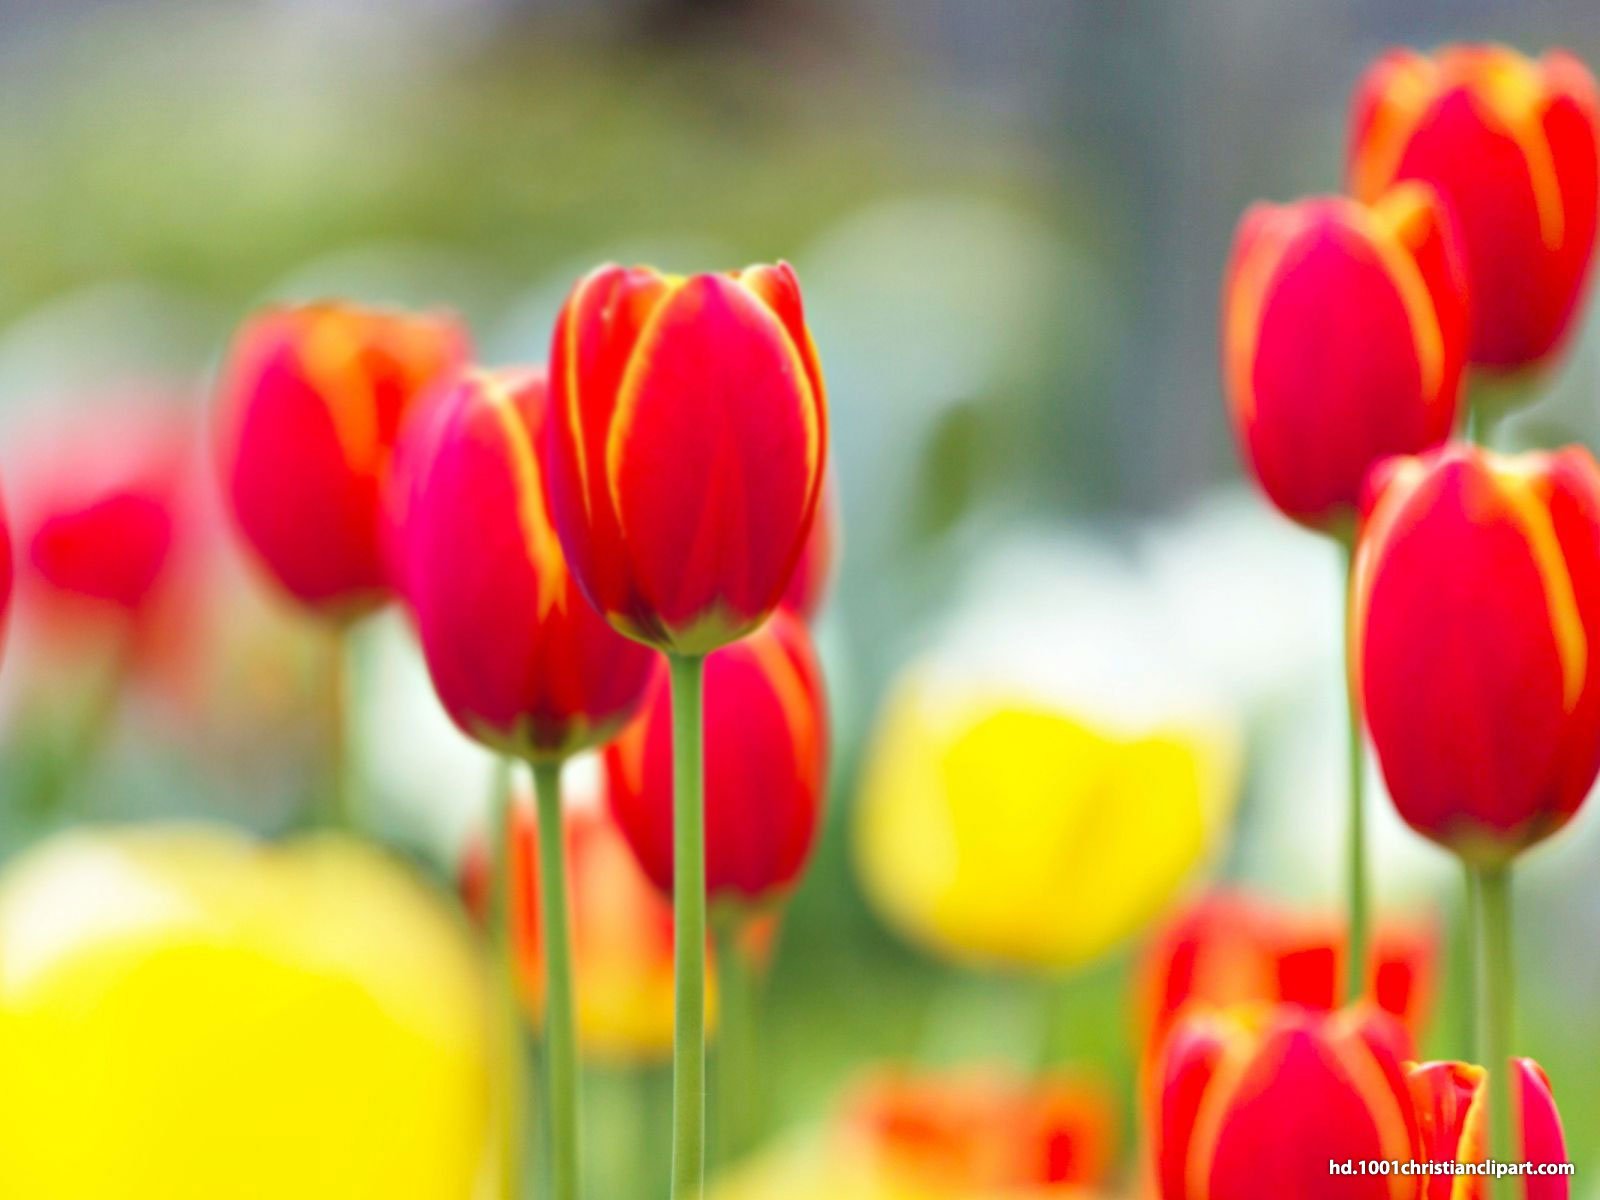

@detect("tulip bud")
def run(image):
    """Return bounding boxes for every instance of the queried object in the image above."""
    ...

[215,302,468,617]
[1349,45,1600,372]
[604,611,828,905]
[1354,444,1600,865]
[1409,1059,1569,1199]
[459,791,699,1063]
[395,367,655,761]
[1156,1005,1418,1200]
[0,483,12,659]
[1222,186,1467,530]
[546,262,828,655]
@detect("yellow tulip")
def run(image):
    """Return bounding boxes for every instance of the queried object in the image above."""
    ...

[0,825,490,1200]
[855,673,1238,971]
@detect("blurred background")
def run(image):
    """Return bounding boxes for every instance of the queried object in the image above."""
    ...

[2,0,1599,1195]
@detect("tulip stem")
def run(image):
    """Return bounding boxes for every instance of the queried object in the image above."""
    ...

[531,758,581,1200]
[1340,535,1370,1007]
[1475,864,1516,1196]
[713,909,763,1167]
[669,652,708,1200]
[1463,862,1481,1059]
[323,626,356,831]
[489,758,530,1200]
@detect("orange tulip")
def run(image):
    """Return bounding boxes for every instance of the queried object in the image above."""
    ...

[546,263,828,654]
[1349,45,1600,372]
[1409,1059,1570,1199]
[1222,185,1467,530]
[604,611,828,905]
[1354,444,1600,864]
[1155,1005,1418,1200]
[215,303,468,617]
[394,367,655,761]
[459,790,695,1063]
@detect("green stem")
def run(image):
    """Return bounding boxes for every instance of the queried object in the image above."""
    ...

[1463,863,1481,1060]
[713,910,762,1166]
[669,653,708,1200]
[531,759,581,1200]
[323,626,355,831]
[1475,865,1516,1197]
[489,758,529,1200]
[1340,536,1370,1006]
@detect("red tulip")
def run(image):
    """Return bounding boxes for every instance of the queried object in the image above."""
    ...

[1409,1059,1569,1199]
[1155,1005,1418,1200]
[546,262,828,655]
[1349,45,1600,372]
[0,482,12,659]
[604,610,828,904]
[1222,185,1467,530]
[215,302,468,617]
[1354,444,1600,864]
[1139,891,1437,1070]
[780,472,838,621]
[395,367,654,761]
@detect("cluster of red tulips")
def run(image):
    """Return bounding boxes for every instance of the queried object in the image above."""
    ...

[1198,42,1599,1197]
[206,266,832,1199]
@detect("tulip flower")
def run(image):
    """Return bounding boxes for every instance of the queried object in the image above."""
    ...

[1409,1059,1570,1199]
[397,367,655,762]
[1354,444,1600,863]
[548,260,830,1198]
[604,610,828,906]
[396,367,657,1200]
[856,673,1236,972]
[713,1068,1115,1200]
[546,262,827,655]
[1354,441,1600,1177]
[1155,1005,1419,1200]
[1223,186,1467,532]
[0,483,11,660]
[215,301,468,616]
[1139,891,1437,1071]
[460,788,698,1063]
[0,826,490,1200]
[1349,45,1600,375]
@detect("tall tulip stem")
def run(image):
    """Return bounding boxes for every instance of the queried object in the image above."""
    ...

[1339,535,1370,1006]
[669,653,708,1200]
[713,909,763,1166]
[531,758,581,1200]
[489,757,530,1200]
[1475,864,1516,1196]
[324,626,355,831]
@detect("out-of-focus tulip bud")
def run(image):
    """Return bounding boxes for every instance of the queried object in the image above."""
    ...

[1349,45,1600,372]
[1139,891,1437,1070]
[0,481,13,659]
[604,611,828,905]
[546,262,828,655]
[856,674,1236,971]
[1354,444,1600,865]
[1409,1059,1569,1199]
[1222,185,1467,531]
[1155,1005,1418,1200]
[0,826,489,1199]
[713,1068,1115,1200]
[460,788,703,1063]
[215,302,468,617]
[395,367,655,761]
[780,472,838,621]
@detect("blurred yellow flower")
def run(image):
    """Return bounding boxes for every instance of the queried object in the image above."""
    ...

[0,826,490,1200]
[855,674,1238,971]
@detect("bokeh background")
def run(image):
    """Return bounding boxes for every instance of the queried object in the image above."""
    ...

[2,0,1599,1193]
